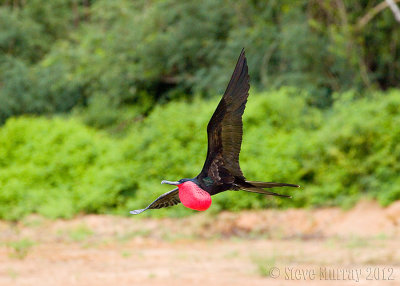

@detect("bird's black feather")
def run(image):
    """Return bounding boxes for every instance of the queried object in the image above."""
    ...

[130,188,180,215]
[197,49,249,194]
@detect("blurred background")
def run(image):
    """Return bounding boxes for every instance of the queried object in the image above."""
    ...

[0,0,399,285]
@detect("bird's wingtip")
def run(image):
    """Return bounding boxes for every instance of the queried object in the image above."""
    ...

[129,209,144,215]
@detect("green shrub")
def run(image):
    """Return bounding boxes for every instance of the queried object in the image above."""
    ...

[305,90,400,206]
[0,89,399,220]
[0,7,47,62]
[0,117,135,220]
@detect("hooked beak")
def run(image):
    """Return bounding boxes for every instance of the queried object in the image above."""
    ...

[161,180,180,185]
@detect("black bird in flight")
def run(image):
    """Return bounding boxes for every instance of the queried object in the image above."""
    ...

[130,49,299,215]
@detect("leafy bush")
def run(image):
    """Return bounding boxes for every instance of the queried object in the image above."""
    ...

[0,117,135,220]
[0,89,398,220]
[305,90,400,206]
[0,57,84,124]
[0,8,46,62]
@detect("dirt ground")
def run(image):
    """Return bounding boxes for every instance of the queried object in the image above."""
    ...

[0,200,399,286]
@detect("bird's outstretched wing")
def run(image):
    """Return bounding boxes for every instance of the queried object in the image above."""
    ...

[197,49,250,188]
[130,188,180,215]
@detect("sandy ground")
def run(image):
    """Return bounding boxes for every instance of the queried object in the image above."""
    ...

[0,200,399,286]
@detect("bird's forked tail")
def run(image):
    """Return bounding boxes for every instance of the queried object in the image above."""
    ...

[242,181,300,198]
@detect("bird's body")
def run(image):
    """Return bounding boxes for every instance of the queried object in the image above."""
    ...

[130,49,299,215]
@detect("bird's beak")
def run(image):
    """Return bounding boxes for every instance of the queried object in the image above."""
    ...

[161,180,180,185]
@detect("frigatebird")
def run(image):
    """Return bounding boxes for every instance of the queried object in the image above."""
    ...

[130,49,299,215]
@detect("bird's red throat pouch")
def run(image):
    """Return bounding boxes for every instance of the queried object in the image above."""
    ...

[178,181,212,211]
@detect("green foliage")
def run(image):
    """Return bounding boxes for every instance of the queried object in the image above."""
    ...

[0,56,83,123]
[306,90,400,206]
[1,0,400,122]
[22,0,84,39]
[0,8,46,62]
[0,117,136,220]
[0,89,398,220]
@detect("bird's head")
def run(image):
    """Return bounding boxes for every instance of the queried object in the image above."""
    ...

[161,179,211,211]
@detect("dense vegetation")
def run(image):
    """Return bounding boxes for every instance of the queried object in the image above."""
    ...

[1,0,400,123]
[0,1,399,220]
[0,89,399,220]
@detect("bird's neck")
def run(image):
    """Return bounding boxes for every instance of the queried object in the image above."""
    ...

[178,181,211,211]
